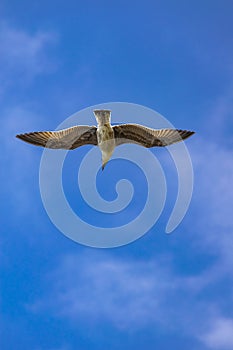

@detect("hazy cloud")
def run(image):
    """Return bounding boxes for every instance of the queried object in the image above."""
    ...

[200,317,233,350]
[0,22,57,92]
[28,252,219,338]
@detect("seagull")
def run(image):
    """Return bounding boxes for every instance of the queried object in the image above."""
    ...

[16,110,195,170]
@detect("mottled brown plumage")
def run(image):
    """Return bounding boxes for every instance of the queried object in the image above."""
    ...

[113,124,194,147]
[16,125,97,149]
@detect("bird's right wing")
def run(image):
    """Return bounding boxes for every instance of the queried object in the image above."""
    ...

[113,124,194,147]
[16,126,97,149]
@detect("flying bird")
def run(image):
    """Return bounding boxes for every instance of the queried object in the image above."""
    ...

[16,110,195,170]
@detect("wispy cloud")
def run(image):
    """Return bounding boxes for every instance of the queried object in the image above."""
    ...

[28,252,218,337]
[188,135,233,267]
[1,105,43,218]
[202,87,233,147]
[29,254,165,329]
[200,317,233,350]
[1,22,58,215]
[0,22,57,92]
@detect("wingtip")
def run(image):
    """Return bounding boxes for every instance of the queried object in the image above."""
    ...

[188,130,195,137]
[16,133,24,140]
[182,130,195,139]
[16,133,30,141]
[15,132,41,146]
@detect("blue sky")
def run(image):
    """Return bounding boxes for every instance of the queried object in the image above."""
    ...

[1,0,233,349]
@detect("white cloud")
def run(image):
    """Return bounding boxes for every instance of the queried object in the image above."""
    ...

[202,87,233,146]
[0,22,57,91]
[200,317,233,350]
[192,137,233,228]
[1,105,44,218]
[186,136,233,270]
[0,22,58,215]
[28,252,217,336]
[29,254,163,329]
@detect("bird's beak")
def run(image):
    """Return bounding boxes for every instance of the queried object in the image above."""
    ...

[102,163,106,171]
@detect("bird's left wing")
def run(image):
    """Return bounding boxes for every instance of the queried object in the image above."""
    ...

[113,124,194,148]
[16,125,97,150]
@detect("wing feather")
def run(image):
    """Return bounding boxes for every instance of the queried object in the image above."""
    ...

[16,126,97,149]
[113,124,194,147]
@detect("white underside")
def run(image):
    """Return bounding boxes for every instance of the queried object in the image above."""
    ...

[97,125,115,165]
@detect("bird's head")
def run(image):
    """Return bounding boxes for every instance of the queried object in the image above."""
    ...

[93,110,111,126]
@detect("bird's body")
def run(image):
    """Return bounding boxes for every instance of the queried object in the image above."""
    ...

[16,110,195,169]
[97,124,115,170]
[94,110,115,169]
